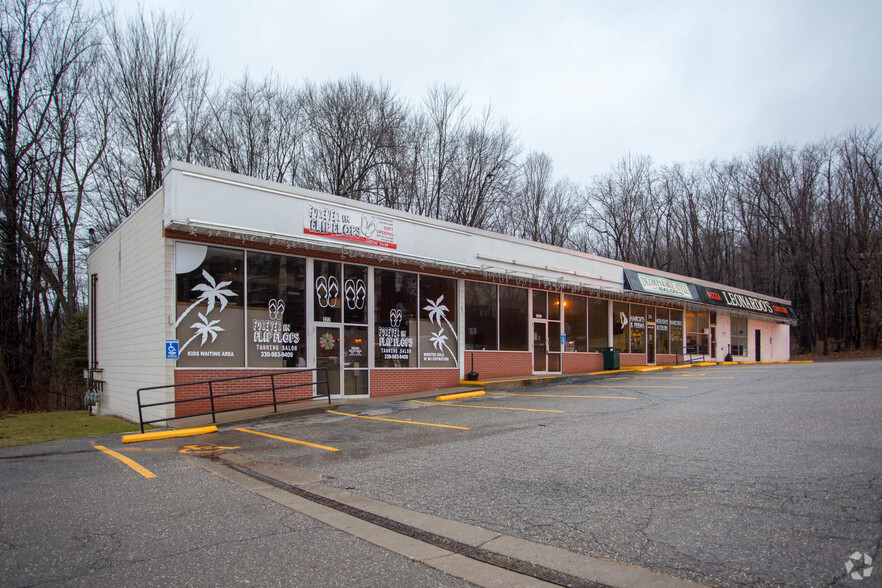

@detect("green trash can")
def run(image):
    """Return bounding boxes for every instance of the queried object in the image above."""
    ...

[601,347,620,370]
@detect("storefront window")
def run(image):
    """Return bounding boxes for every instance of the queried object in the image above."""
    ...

[563,294,587,352]
[686,311,710,355]
[532,290,547,319]
[343,265,368,324]
[465,281,497,350]
[656,308,670,355]
[630,304,646,354]
[246,252,306,368]
[548,292,561,321]
[613,301,629,352]
[374,269,417,367]
[419,275,458,367]
[499,286,528,351]
[588,298,609,351]
[731,317,748,356]
[314,260,341,323]
[670,309,684,354]
[175,243,244,367]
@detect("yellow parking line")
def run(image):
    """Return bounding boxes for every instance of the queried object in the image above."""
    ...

[93,445,156,478]
[235,428,339,451]
[558,384,688,389]
[629,377,734,380]
[491,392,638,399]
[412,400,564,413]
[326,410,470,430]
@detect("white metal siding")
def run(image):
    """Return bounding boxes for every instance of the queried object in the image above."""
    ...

[87,191,174,423]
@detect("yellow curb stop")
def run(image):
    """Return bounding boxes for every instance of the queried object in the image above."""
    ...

[122,425,217,444]
[436,391,486,402]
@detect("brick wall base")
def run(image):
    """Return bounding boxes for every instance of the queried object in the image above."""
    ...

[462,351,533,380]
[174,369,315,417]
[370,369,461,397]
[562,353,605,374]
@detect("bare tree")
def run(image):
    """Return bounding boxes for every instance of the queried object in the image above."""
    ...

[444,106,519,229]
[199,71,305,184]
[0,0,101,409]
[298,75,406,201]
[101,6,205,222]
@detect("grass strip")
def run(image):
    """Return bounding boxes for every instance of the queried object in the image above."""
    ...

[0,410,147,448]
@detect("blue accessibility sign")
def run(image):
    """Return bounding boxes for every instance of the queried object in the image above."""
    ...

[166,339,179,359]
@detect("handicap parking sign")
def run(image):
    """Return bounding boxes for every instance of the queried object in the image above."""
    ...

[166,339,179,359]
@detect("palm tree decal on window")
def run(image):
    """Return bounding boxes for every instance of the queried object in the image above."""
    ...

[423,296,457,339]
[423,295,457,364]
[174,270,237,330]
[180,312,225,352]
[430,329,455,358]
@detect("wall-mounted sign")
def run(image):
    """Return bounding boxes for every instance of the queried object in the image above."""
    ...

[697,286,793,319]
[166,340,179,359]
[304,203,396,249]
[623,269,699,301]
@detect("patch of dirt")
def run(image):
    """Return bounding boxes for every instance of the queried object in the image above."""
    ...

[792,349,882,361]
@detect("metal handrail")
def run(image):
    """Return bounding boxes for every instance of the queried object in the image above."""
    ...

[136,368,331,433]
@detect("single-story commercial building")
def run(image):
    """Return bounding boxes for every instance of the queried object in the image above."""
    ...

[87,162,795,424]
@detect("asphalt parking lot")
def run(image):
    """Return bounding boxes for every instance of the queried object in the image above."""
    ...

[2,360,881,586]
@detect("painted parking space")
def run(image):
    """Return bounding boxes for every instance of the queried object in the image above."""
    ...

[93,444,157,478]
[327,409,470,430]
[236,427,340,451]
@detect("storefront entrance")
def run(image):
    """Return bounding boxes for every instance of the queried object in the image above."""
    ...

[647,325,656,365]
[313,325,369,397]
[313,261,369,397]
[531,290,561,374]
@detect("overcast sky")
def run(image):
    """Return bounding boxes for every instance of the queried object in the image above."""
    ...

[97,0,882,186]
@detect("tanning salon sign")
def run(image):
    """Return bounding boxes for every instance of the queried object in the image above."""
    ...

[304,203,397,250]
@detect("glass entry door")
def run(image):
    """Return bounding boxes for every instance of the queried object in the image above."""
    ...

[316,326,341,397]
[533,322,547,372]
[647,325,656,365]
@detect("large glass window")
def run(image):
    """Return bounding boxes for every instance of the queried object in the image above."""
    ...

[532,290,547,319]
[564,295,587,352]
[670,309,684,354]
[613,301,629,352]
[343,264,368,324]
[548,292,561,321]
[686,311,710,355]
[656,308,670,355]
[314,260,341,323]
[175,243,245,367]
[588,298,609,351]
[499,286,528,351]
[731,317,748,356]
[246,252,307,368]
[419,275,458,367]
[465,281,498,350]
[374,269,417,367]
[630,304,646,354]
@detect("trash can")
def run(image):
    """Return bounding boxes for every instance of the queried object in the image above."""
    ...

[601,347,620,370]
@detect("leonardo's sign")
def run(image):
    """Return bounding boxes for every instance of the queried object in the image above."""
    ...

[697,286,793,319]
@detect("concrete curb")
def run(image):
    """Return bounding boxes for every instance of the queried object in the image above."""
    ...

[197,454,703,588]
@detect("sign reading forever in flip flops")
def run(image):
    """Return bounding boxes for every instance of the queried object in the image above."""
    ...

[304,203,397,249]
